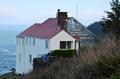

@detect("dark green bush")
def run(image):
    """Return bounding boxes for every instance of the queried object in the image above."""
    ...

[97,55,120,77]
[51,49,76,58]
[99,73,120,79]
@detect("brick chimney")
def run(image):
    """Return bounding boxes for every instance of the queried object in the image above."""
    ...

[57,9,68,31]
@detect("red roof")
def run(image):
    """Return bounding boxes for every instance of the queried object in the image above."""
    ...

[73,35,80,40]
[17,18,62,39]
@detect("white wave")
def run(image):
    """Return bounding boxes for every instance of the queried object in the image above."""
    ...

[11,52,16,56]
[0,49,10,52]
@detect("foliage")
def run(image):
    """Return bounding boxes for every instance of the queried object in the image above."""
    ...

[23,37,120,79]
[50,49,76,58]
[87,21,104,37]
[1,38,120,79]
[97,55,120,77]
[102,0,120,37]
[99,73,120,79]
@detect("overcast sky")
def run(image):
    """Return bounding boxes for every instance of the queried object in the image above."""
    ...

[0,0,111,26]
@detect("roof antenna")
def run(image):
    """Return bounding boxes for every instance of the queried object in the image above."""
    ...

[76,6,78,20]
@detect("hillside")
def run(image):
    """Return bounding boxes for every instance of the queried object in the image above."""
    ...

[0,38,120,79]
[87,21,104,37]
[23,38,120,79]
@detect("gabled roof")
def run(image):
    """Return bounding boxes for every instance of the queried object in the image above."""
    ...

[73,35,80,40]
[17,18,63,39]
[68,17,100,40]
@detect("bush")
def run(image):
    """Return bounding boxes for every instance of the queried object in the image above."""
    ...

[97,55,120,77]
[23,37,120,79]
[99,73,120,79]
[51,49,76,58]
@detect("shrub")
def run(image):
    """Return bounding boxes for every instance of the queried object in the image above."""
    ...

[24,37,120,79]
[33,58,48,70]
[97,55,120,77]
[51,49,76,58]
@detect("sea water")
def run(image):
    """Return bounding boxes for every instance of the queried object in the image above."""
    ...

[0,31,18,75]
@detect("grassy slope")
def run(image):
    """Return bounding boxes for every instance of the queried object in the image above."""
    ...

[1,38,120,79]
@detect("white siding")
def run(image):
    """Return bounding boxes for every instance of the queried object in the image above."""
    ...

[16,38,25,74]
[16,30,76,74]
[50,30,75,50]
[16,37,50,74]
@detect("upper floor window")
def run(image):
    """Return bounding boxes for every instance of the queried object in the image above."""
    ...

[26,37,28,44]
[22,39,24,46]
[19,39,21,46]
[29,37,31,44]
[45,40,48,48]
[33,38,35,46]
[16,39,18,45]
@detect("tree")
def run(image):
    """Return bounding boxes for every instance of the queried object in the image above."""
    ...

[102,0,120,38]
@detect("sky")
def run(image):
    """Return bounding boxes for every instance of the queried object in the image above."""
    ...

[0,0,111,26]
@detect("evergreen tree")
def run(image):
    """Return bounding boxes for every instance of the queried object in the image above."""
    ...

[102,0,120,38]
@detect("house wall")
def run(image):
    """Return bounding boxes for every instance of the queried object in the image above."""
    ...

[50,30,75,50]
[67,17,99,47]
[16,38,25,74]
[16,37,50,74]
[16,30,76,74]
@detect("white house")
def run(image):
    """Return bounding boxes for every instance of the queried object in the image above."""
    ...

[16,10,100,74]
[16,17,80,74]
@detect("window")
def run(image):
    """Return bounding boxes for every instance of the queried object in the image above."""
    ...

[33,38,35,46]
[29,54,32,63]
[22,39,24,46]
[67,41,72,49]
[37,54,39,57]
[19,39,21,45]
[19,54,21,62]
[26,37,28,44]
[60,41,66,49]
[16,39,18,45]
[45,40,48,48]
[60,41,72,49]
[29,37,31,44]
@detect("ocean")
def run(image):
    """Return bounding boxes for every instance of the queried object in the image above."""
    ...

[0,30,19,75]
[0,24,29,75]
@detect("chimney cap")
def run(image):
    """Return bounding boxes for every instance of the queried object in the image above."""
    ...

[57,9,60,12]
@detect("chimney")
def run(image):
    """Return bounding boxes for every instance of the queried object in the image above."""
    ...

[57,9,68,31]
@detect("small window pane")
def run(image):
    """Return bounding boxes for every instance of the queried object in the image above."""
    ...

[67,41,72,49]
[33,38,35,46]
[26,38,28,44]
[22,39,24,46]
[19,39,21,45]
[19,54,21,62]
[60,41,66,49]
[16,39,18,45]
[45,40,48,48]
[29,37,31,44]
[29,55,32,63]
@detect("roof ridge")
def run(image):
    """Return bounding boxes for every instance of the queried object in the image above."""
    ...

[16,23,40,38]
[16,17,60,39]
